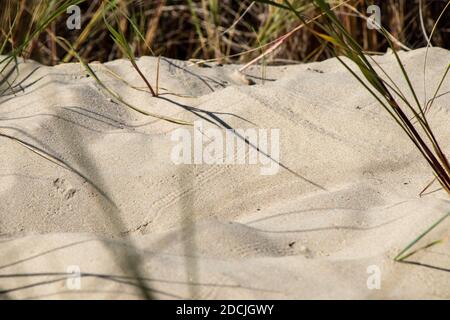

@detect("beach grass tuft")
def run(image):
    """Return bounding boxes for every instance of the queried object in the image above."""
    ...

[255,0,450,261]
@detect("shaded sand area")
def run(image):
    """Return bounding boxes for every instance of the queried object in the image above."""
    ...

[0,48,449,299]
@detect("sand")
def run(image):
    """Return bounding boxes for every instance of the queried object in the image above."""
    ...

[0,47,449,299]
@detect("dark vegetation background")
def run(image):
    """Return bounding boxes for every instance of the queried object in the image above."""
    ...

[0,0,449,65]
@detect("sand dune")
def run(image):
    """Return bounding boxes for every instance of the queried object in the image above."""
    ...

[0,47,449,299]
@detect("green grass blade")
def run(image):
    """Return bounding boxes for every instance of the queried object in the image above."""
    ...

[395,212,449,261]
[56,37,190,125]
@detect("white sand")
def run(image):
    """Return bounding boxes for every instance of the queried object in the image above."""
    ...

[0,47,449,299]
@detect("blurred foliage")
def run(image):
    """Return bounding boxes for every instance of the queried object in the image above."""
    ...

[0,0,448,65]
